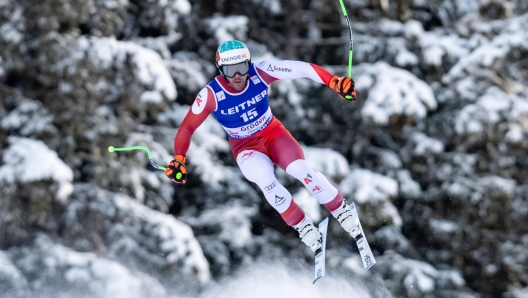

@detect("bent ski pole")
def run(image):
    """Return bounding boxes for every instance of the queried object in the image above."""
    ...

[108,145,166,171]
[338,0,354,80]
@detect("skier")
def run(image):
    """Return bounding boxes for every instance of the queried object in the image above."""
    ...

[165,40,359,253]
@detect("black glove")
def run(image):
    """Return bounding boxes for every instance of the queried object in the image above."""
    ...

[329,75,357,101]
[165,154,187,184]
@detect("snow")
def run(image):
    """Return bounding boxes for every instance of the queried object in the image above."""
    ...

[395,49,419,67]
[403,265,435,294]
[356,62,437,126]
[378,149,402,169]
[302,146,349,179]
[9,234,169,298]
[389,37,419,67]
[378,19,405,36]
[454,76,480,102]
[435,269,466,289]
[184,200,257,249]
[510,94,528,119]
[0,23,23,44]
[0,250,29,295]
[170,0,191,15]
[423,33,468,67]
[248,0,281,14]
[205,15,249,43]
[461,42,507,70]
[132,0,191,36]
[443,175,515,203]
[499,238,528,294]
[88,36,177,102]
[455,87,507,134]
[101,0,127,9]
[452,153,478,175]
[139,90,164,103]
[134,34,181,60]
[84,105,119,141]
[157,102,191,128]
[293,188,322,222]
[404,19,424,39]
[455,104,486,134]
[108,132,173,203]
[0,55,4,77]
[112,194,208,273]
[198,260,373,298]
[1,99,57,136]
[455,86,528,136]
[437,0,479,26]
[507,287,528,298]
[339,168,402,228]
[165,52,217,94]
[342,254,371,277]
[189,131,245,190]
[404,19,469,67]
[375,226,413,249]
[506,123,523,144]
[339,168,398,204]
[444,15,528,83]
[443,177,473,199]
[354,34,384,64]
[395,170,422,199]
[0,137,73,203]
[377,251,465,296]
[429,218,459,234]
[477,176,516,198]
[268,75,314,118]
[410,132,444,156]
[64,187,211,284]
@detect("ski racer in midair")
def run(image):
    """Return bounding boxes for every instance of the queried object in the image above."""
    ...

[165,40,359,252]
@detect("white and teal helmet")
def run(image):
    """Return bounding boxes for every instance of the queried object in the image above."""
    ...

[215,40,251,77]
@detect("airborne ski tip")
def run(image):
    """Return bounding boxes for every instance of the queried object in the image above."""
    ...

[313,217,329,284]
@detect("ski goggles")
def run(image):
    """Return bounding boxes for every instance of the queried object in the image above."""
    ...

[221,61,250,78]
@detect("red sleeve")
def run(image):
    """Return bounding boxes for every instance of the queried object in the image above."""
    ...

[308,63,335,86]
[174,86,216,155]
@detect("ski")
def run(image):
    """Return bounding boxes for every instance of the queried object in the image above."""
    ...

[349,202,376,270]
[313,217,329,284]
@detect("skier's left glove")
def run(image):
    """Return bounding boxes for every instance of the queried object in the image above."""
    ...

[165,154,187,184]
[328,75,357,101]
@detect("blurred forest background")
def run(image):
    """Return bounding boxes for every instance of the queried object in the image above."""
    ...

[1,0,528,297]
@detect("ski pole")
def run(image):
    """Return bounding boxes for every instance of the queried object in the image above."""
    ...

[338,0,354,81]
[108,145,166,171]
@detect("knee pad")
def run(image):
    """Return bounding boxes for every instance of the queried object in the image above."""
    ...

[286,159,338,204]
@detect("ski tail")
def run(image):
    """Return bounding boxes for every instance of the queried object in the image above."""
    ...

[350,203,376,270]
[313,217,329,284]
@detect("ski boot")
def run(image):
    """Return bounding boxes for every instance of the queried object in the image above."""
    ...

[293,216,322,253]
[331,200,361,239]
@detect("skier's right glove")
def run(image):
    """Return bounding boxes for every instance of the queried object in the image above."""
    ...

[328,75,357,101]
[165,154,187,184]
